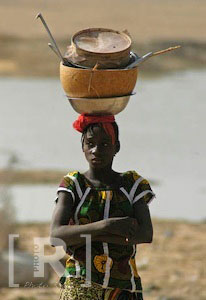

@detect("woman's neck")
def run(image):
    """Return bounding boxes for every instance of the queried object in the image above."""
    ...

[87,166,113,180]
[84,167,120,187]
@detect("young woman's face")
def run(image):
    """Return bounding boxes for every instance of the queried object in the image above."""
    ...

[82,125,117,169]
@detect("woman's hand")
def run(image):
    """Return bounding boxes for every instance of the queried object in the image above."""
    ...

[103,217,139,240]
[101,198,153,245]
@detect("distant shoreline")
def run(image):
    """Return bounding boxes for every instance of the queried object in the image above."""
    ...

[0,168,160,186]
[0,168,66,185]
[0,36,206,78]
[1,0,206,77]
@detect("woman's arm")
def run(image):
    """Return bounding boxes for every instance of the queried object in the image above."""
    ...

[50,192,107,246]
[94,198,153,245]
[50,192,142,247]
[129,198,153,244]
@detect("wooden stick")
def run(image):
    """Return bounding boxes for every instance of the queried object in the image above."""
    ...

[152,45,181,57]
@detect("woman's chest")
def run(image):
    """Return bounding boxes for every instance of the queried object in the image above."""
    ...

[76,189,133,224]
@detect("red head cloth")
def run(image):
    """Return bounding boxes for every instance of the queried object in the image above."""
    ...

[73,114,116,144]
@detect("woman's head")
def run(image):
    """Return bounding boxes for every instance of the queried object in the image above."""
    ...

[73,114,120,169]
[81,121,119,148]
[81,122,120,169]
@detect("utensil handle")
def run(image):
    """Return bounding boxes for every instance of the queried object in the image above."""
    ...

[152,45,181,57]
[48,43,59,57]
[36,13,66,63]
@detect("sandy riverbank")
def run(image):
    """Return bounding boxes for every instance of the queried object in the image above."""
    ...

[0,220,205,300]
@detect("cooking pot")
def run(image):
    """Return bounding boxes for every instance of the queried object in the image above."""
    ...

[65,28,132,69]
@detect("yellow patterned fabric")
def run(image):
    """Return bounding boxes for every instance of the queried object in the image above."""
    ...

[59,277,103,300]
[60,277,144,300]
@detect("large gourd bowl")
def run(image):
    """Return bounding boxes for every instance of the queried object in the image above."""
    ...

[60,63,138,98]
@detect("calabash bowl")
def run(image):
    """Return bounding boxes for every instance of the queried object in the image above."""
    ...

[60,62,138,98]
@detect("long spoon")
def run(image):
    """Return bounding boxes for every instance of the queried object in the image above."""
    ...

[35,12,68,65]
[47,43,65,61]
[126,45,181,69]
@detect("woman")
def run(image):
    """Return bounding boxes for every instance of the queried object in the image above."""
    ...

[50,114,155,300]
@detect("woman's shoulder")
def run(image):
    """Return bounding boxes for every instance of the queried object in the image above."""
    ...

[121,170,142,180]
[59,170,81,188]
[128,170,155,204]
[64,170,80,178]
[121,170,144,186]
[121,170,155,203]
[122,170,152,183]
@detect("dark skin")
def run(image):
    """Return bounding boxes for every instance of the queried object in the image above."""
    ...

[50,125,153,248]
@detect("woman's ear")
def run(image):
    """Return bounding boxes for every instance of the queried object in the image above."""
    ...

[81,135,85,152]
[82,143,85,152]
[115,140,120,154]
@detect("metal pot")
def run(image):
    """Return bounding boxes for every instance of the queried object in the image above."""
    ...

[67,94,135,115]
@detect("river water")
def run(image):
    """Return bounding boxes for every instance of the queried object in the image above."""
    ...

[0,71,206,222]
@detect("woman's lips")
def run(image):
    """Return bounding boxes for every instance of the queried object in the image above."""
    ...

[92,157,103,163]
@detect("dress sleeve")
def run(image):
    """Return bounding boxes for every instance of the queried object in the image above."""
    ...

[130,171,155,205]
[55,171,78,204]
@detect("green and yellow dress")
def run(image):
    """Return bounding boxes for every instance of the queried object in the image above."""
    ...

[56,170,155,300]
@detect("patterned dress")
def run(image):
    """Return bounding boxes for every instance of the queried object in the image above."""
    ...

[56,170,155,300]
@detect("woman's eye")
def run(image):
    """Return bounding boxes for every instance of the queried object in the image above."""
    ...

[87,142,93,147]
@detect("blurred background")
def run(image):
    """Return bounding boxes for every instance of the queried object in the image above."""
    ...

[0,0,205,299]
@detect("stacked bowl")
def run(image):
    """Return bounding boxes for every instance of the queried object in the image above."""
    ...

[60,28,138,115]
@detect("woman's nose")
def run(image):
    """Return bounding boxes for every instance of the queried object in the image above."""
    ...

[91,145,100,154]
